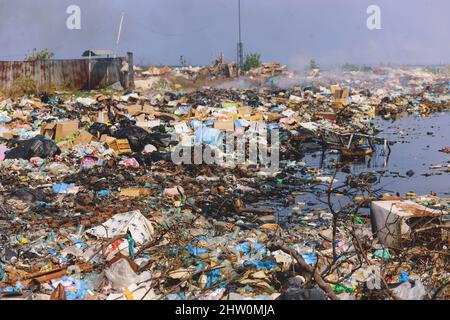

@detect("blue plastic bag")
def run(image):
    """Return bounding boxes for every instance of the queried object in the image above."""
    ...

[301,252,317,265]
[194,127,223,146]
[399,270,410,283]
[52,183,77,194]
[243,260,277,270]
[235,241,263,255]
[190,119,203,129]
[96,190,111,197]
[0,263,4,282]
[55,276,89,300]
[206,269,222,288]
[185,244,208,257]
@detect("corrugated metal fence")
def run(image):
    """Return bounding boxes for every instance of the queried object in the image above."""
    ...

[0,57,126,91]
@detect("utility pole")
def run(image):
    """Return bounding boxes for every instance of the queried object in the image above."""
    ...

[127,52,134,89]
[114,13,125,58]
[237,0,244,75]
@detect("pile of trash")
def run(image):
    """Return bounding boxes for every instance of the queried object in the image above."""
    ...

[0,67,448,300]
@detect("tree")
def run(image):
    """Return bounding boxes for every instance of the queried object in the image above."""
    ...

[25,48,55,62]
[243,53,262,71]
[309,59,319,70]
[342,63,371,72]
[342,63,359,72]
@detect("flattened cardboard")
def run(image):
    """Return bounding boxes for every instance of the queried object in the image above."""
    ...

[41,123,57,139]
[119,188,151,198]
[55,121,79,140]
[74,131,96,145]
[238,106,253,116]
[214,120,235,131]
[142,105,155,114]
[332,98,349,108]
[41,121,79,140]
[123,105,142,116]
[313,112,337,121]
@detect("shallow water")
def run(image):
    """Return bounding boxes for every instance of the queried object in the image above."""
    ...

[303,111,450,197]
[258,112,449,224]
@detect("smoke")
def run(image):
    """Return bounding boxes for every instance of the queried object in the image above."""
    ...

[215,78,256,90]
[0,0,449,65]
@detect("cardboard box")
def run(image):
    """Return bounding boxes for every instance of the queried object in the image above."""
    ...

[214,120,235,131]
[247,114,264,122]
[330,85,349,99]
[371,200,447,248]
[120,188,151,198]
[341,88,349,99]
[100,135,115,143]
[330,85,340,97]
[41,121,79,140]
[332,98,349,108]
[74,131,96,145]
[41,123,57,139]
[238,106,253,116]
[103,137,132,155]
[55,121,79,140]
[142,105,155,114]
[123,104,142,116]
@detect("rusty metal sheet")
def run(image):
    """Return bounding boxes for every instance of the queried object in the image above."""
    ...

[0,57,125,91]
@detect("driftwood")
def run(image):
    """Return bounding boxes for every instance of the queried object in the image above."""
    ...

[267,240,339,300]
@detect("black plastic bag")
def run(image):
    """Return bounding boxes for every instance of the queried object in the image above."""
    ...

[40,92,50,103]
[158,115,175,123]
[113,125,178,152]
[5,135,61,160]
[146,132,178,148]
[88,122,111,137]
[113,125,151,152]
[11,188,46,202]
[132,151,172,165]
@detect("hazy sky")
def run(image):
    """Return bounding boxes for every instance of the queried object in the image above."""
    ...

[0,0,449,67]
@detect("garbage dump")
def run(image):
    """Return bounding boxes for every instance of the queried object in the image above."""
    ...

[0,65,448,301]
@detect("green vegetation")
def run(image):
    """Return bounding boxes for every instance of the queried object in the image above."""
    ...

[309,59,319,70]
[243,53,262,71]
[25,48,55,62]
[342,63,371,72]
